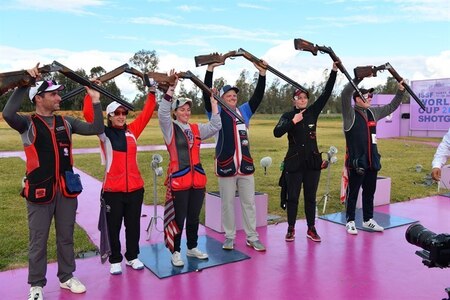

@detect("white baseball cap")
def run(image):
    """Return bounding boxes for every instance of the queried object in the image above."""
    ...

[172,97,193,110]
[29,80,64,102]
[106,101,128,115]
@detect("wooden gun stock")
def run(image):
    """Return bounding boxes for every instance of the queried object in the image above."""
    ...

[294,37,367,102]
[294,38,319,56]
[194,51,237,67]
[384,62,426,110]
[353,64,387,80]
[0,64,60,96]
[146,71,176,92]
[61,64,130,102]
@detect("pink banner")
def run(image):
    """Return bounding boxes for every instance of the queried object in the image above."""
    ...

[410,78,450,131]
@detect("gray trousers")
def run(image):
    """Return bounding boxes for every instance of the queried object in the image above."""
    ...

[27,190,77,287]
[219,174,258,242]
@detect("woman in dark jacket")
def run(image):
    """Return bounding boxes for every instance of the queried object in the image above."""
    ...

[274,62,338,243]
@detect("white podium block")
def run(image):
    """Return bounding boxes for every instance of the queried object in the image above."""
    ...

[356,176,391,208]
[438,165,450,192]
[205,191,268,233]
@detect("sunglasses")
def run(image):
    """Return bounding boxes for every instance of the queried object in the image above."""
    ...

[112,110,128,116]
[36,80,57,95]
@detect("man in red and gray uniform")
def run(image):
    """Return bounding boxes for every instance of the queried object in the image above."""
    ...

[2,64,104,300]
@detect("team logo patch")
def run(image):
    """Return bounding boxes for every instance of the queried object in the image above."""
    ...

[35,188,46,198]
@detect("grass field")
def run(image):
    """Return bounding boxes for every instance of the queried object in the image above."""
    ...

[0,113,442,270]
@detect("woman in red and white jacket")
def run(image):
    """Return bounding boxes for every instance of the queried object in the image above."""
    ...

[83,86,156,275]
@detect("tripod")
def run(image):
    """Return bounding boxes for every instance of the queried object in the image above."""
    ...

[146,154,164,241]
[317,146,337,215]
[317,162,332,215]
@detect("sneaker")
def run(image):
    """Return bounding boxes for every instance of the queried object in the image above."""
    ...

[28,286,43,300]
[246,239,266,252]
[110,263,122,275]
[306,226,322,242]
[285,226,295,242]
[222,238,234,250]
[187,247,209,259]
[171,251,184,267]
[363,219,384,232]
[60,277,86,294]
[346,221,358,235]
[125,258,144,270]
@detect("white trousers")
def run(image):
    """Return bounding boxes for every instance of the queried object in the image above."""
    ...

[219,174,258,242]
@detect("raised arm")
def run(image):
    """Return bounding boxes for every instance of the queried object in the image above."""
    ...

[198,92,222,140]
[202,62,223,114]
[128,90,156,139]
[308,62,338,117]
[69,87,104,135]
[248,60,267,113]
[3,63,41,133]
[371,81,406,121]
[158,69,178,144]
[341,78,362,131]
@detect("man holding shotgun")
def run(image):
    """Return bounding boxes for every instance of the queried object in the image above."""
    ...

[341,75,406,235]
[3,64,104,300]
[202,60,267,252]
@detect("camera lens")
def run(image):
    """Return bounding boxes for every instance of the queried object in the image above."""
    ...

[405,223,436,251]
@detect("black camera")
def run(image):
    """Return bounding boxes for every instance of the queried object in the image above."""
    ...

[405,223,450,268]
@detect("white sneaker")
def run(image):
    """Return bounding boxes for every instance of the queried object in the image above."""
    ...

[28,286,43,300]
[171,251,184,267]
[346,221,358,235]
[110,263,122,275]
[59,277,86,294]
[363,219,384,232]
[187,247,209,259]
[125,258,144,270]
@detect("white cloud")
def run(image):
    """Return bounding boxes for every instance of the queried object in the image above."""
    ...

[237,3,270,10]
[176,5,203,12]
[12,0,105,14]
[128,17,281,43]
[391,0,450,22]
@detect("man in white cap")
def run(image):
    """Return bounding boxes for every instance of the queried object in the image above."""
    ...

[202,60,268,252]
[2,63,104,300]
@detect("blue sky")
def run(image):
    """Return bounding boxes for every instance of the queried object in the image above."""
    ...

[1,0,449,100]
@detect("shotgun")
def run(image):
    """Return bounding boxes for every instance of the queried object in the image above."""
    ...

[124,67,155,89]
[294,38,367,102]
[147,71,245,123]
[195,49,308,94]
[61,63,130,102]
[0,63,62,96]
[353,63,426,110]
[51,61,134,110]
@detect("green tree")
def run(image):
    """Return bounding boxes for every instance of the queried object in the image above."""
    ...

[129,50,159,108]
[234,69,251,105]
[57,69,87,111]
